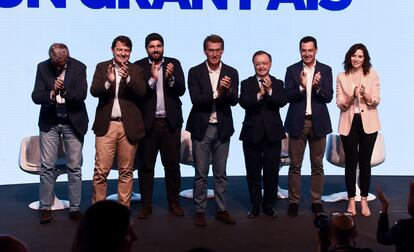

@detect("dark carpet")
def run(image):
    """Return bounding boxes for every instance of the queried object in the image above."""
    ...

[0,176,410,252]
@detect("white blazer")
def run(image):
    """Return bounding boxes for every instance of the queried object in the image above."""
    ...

[336,68,381,136]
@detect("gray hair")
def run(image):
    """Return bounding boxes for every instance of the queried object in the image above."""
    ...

[48,43,69,64]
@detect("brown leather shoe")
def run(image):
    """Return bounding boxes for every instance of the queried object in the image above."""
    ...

[215,210,236,224]
[137,204,152,219]
[69,210,83,221]
[39,210,52,224]
[169,203,184,217]
[194,212,206,227]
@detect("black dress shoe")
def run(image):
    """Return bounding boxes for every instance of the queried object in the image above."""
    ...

[311,203,325,215]
[247,210,259,218]
[263,209,279,218]
[287,203,299,217]
[137,204,152,219]
[69,210,83,221]
[39,210,52,224]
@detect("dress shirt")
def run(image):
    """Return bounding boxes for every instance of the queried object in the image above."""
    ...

[206,62,222,124]
[104,60,131,119]
[303,62,315,116]
[147,58,174,118]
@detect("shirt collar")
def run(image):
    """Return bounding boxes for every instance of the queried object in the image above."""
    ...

[206,61,222,73]
[148,57,165,65]
[302,61,316,70]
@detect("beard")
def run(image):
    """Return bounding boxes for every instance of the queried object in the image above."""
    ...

[149,52,162,63]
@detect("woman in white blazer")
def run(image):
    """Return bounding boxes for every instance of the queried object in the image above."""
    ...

[336,43,381,217]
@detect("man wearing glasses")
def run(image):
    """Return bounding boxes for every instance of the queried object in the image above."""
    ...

[186,34,239,227]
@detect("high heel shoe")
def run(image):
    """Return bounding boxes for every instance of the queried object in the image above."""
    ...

[347,198,356,216]
[361,197,371,217]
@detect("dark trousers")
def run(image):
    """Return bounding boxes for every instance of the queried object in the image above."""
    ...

[288,119,326,204]
[340,114,377,198]
[138,119,181,205]
[243,139,281,211]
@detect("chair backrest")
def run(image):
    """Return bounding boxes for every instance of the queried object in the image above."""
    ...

[325,133,385,168]
[280,135,290,167]
[180,130,194,165]
[19,135,66,175]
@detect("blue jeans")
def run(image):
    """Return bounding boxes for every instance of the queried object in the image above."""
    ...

[39,124,83,212]
[192,125,230,213]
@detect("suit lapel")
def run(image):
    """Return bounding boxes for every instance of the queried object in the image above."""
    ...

[201,62,214,93]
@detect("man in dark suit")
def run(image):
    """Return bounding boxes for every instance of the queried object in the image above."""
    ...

[186,34,239,227]
[284,36,333,217]
[134,33,186,218]
[239,51,287,219]
[90,35,146,208]
[32,43,89,224]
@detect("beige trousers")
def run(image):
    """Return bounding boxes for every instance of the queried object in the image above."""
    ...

[92,121,138,207]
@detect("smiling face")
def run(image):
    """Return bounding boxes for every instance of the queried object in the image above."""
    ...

[253,53,272,78]
[300,41,318,67]
[350,49,364,70]
[112,41,131,65]
[204,41,223,69]
[146,40,164,63]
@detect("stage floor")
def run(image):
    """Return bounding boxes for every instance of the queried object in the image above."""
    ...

[0,175,410,252]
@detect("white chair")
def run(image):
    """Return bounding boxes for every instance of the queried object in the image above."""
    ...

[179,131,214,199]
[19,136,70,210]
[277,136,290,199]
[322,133,385,202]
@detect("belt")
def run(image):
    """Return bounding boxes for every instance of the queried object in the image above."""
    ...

[209,122,218,126]
[305,115,312,120]
[55,116,69,124]
[110,117,122,122]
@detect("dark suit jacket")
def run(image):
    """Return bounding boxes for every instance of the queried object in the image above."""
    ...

[239,75,287,144]
[185,61,239,141]
[134,57,185,131]
[32,57,89,136]
[90,60,146,143]
[377,212,414,252]
[284,60,333,137]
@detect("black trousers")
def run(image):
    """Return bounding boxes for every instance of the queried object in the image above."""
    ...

[340,114,377,198]
[243,138,281,211]
[138,119,181,205]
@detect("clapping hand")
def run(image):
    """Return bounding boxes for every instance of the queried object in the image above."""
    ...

[218,75,231,96]
[165,62,174,81]
[376,184,389,213]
